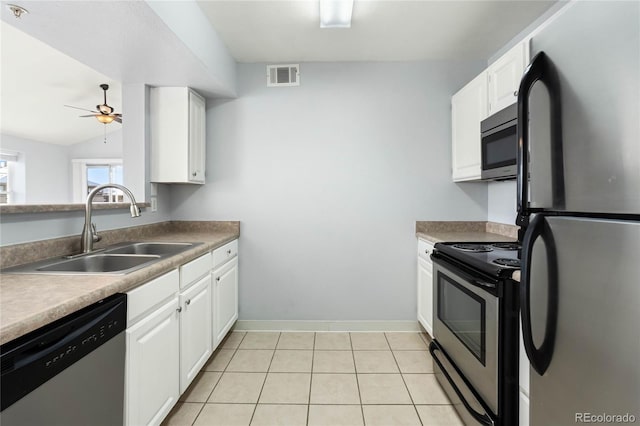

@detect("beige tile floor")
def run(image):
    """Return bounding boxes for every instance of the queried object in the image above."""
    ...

[162,331,464,426]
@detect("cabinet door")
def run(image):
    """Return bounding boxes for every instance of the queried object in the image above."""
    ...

[451,71,488,181]
[213,257,239,347]
[188,90,206,183]
[487,42,527,114]
[179,274,212,394]
[125,298,180,426]
[417,257,433,337]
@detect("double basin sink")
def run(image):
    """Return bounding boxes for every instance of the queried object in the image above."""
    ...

[3,242,202,275]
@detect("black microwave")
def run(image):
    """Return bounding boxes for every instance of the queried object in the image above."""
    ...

[481,103,517,180]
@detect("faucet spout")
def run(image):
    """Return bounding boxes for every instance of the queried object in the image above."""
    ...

[81,184,141,253]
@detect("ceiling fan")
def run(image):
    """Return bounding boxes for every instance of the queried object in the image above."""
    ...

[65,84,122,124]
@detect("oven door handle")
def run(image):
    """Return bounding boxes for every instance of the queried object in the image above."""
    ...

[431,255,497,291]
[521,213,558,375]
[429,341,496,426]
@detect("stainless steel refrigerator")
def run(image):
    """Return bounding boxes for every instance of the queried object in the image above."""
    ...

[516,1,640,425]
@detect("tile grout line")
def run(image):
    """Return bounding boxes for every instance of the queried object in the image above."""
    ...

[248,332,281,426]
[306,332,316,426]
[385,332,424,426]
[349,332,366,426]
[190,331,248,426]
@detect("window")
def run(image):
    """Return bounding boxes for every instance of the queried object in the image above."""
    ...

[72,159,123,203]
[0,159,9,204]
[0,152,18,204]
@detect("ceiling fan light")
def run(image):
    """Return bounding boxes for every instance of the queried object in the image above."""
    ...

[320,0,354,28]
[96,115,115,124]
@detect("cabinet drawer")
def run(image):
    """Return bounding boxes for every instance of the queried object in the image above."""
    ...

[418,239,435,261]
[180,252,212,289]
[127,269,179,326]
[212,240,238,269]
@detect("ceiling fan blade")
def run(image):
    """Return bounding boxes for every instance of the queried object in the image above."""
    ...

[114,116,122,124]
[65,104,98,113]
[79,114,97,117]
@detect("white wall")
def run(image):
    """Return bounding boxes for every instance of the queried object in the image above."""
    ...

[488,181,517,224]
[146,0,236,97]
[1,134,71,203]
[170,61,487,321]
[68,129,123,158]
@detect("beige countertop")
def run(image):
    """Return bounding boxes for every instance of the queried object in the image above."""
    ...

[416,230,515,244]
[415,220,519,244]
[0,223,239,345]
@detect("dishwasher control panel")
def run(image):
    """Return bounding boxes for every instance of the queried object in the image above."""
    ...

[0,294,127,411]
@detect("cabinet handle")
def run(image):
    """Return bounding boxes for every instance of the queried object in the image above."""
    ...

[192,172,197,177]
[513,90,518,97]
[227,249,232,255]
[186,299,191,305]
[216,277,221,282]
[425,249,430,255]
[176,307,182,313]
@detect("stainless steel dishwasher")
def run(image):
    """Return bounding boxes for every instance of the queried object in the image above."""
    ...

[1,293,126,426]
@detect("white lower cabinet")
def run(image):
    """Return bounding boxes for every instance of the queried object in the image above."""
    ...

[417,239,435,337]
[125,292,180,426]
[125,242,239,425]
[179,274,212,394]
[213,256,239,347]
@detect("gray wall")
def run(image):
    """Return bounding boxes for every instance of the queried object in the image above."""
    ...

[0,184,172,245]
[170,61,487,321]
[488,181,517,224]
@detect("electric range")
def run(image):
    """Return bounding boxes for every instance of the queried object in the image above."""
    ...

[428,241,520,426]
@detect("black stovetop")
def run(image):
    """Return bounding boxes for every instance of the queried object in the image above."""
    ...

[433,241,521,278]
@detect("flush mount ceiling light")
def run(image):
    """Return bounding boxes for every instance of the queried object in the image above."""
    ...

[7,4,28,19]
[320,0,354,28]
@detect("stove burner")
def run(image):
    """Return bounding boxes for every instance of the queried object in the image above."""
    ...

[491,243,520,251]
[452,244,494,253]
[493,258,521,267]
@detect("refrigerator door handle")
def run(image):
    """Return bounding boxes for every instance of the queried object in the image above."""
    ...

[520,213,559,375]
[516,51,565,231]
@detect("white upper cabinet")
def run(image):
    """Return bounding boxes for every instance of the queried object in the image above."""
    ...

[487,42,528,114]
[451,71,488,182]
[451,40,529,182]
[150,87,206,184]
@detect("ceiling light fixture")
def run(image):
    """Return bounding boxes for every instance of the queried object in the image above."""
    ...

[96,115,115,124]
[320,0,354,28]
[7,4,28,19]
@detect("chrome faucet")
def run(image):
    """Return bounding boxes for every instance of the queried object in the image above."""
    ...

[81,184,141,253]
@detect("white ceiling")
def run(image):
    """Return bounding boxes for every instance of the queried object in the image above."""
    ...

[0,1,555,146]
[0,23,122,146]
[197,0,556,62]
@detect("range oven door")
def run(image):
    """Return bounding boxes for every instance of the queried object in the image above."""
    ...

[432,258,499,420]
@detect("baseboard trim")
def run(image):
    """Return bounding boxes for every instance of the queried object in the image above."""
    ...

[232,320,421,332]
